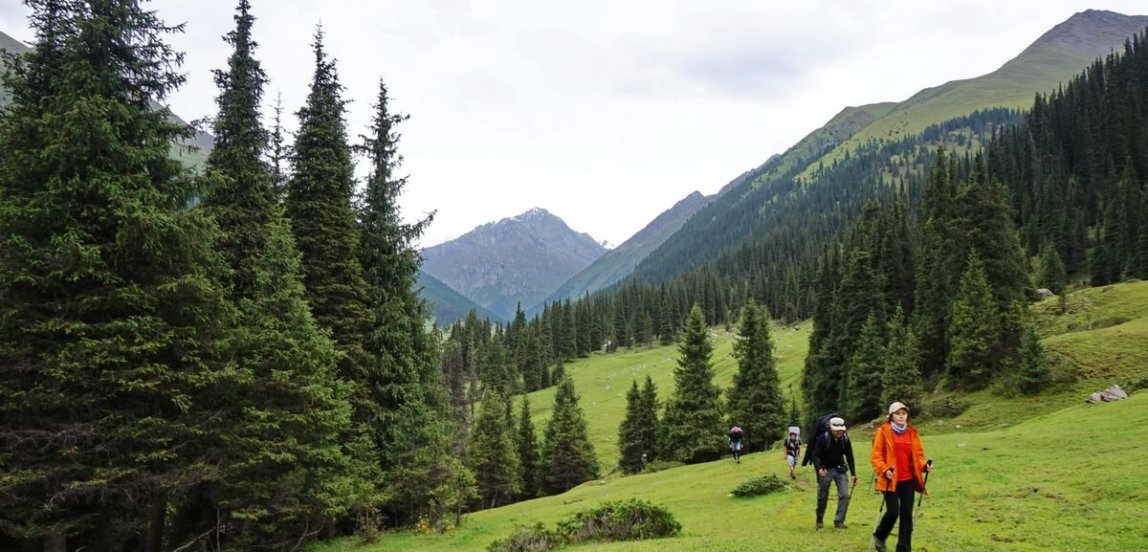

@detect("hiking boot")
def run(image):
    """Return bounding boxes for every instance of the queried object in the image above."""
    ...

[816,521,824,530]
[873,537,886,552]
[834,522,848,529]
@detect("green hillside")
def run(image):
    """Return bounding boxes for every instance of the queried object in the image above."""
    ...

[312,280,1148,551]
[801,10,1148,178]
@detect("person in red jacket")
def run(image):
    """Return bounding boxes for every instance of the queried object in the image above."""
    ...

[870,402,933,552]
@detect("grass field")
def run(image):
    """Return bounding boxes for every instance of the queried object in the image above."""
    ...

[310,281,1148,552]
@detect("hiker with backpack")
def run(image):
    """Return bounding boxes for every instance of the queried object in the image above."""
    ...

[871,402,933,552]
[811,416,857,530]
[783,431,801,479]
[728,425,744,463]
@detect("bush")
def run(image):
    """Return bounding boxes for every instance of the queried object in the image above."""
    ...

[555,499,681,544]
[487,523,563,552]
[730,474,788,497]
[922,394,968,418]
[1124,375,1148,393]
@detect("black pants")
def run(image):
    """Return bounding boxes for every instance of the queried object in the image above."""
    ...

[874,480,915,552]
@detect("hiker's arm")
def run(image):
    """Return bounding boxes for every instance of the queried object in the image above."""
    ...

[845,441,857,476]
[870,431,892,477]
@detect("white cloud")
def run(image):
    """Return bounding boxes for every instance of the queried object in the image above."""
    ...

[3,0,1146,247]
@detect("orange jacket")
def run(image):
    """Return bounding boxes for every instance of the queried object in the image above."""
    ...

[870,422,927,493]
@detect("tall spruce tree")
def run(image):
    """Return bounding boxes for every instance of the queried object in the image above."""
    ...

[639,376,660,463]
[190,2,365,547]
[1037,239,1067,295]
[726,300,785,451]
[0,2,238,549]
[356,76,463,527]
[661,305,726,464]
[515,395,541,499]
[540,377,600,494]
[1014,323,1051,395]
[843,310,887,422]
[285,28,379,469]
[802,247,845,422]
[914,149,961,378]
[618,380,647,474]
[881,307,924,411]
[947,250,999,389]
[468,391,520,509]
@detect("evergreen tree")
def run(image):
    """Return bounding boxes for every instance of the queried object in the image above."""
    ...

[946,250,999,389]
[0,2,237,549]
[638,376,660,463]
[202,0,274,296]
[914,150,962,378]
[468,392,520,509]
[1138,190,1148,279]
[541,377,600,494]
[618,380,647,474]
[191,2,365,546]
[661,305,726,464]
[881,307,924,412]
[726,300,785,451]
[1014,324,1051,395]
[1037,239,1067,295]
[516,396,541,499]
[843,310,886,422]
[802,247,845,421]
[788,391,801,426]
[356,76,462,528]
[285,28,378,473]
[267,91,290,199]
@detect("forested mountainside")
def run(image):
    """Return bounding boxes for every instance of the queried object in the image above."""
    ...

[630,10,1147,298]
[541,190,711,309]
[431,17,1148,434]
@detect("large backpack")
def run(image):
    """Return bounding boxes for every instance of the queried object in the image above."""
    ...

[800,412,841,466]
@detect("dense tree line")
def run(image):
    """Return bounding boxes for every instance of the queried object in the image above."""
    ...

[0,1,470,550]
[987,32,1148,285]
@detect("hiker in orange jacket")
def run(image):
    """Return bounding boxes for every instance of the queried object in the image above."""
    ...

[870,402,933,552]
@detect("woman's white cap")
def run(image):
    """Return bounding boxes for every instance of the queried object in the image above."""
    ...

[888,401,909,415]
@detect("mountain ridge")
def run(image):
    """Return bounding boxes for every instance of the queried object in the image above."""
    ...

[420,207,606,320]
[630,9,1148,287]
[539,190,712,308]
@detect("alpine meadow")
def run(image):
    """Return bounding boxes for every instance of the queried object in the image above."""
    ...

[3,2,1148,552]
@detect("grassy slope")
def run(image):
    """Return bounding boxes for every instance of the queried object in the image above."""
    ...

[799,12,1148,179]
[312,281,1148,552]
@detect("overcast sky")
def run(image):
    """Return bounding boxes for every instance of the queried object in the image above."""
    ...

[2,1,1146,248]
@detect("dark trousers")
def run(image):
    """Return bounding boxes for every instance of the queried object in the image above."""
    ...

[874,480,915,552]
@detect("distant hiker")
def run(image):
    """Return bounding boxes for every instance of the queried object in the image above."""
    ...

[871,402,933,552]
[784,431,801,479]
[728,425,744,463]
[811,416,857,530]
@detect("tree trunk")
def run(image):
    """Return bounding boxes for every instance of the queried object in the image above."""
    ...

[146,490,168,552]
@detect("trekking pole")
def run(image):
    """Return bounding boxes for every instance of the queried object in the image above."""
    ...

[916,459,934,508]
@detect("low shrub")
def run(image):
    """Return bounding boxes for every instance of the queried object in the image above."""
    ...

[487,523,563,552]
[922,394,968,418]
[555,499,681,544]
[730,474,788,497]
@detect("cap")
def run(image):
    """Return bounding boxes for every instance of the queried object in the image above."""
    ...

[828,417,846,430]
[888,401,909,415]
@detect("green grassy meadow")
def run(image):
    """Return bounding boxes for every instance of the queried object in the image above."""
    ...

[311,281,1148,552]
